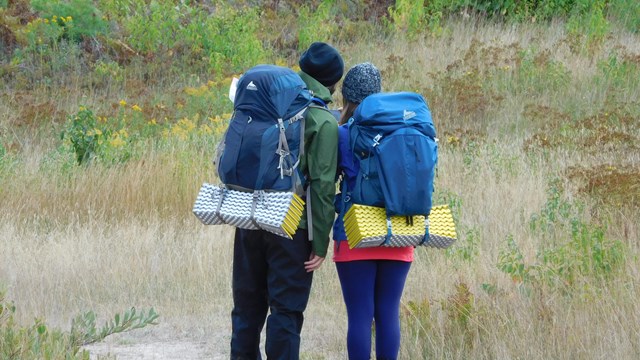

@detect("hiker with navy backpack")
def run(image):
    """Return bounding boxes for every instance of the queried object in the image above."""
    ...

[332,62,438,359]
[224,42,344,360]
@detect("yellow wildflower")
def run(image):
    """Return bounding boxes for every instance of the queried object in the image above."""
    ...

[109,136,126,148]
[44,19,49,24]
[118,129,129,138]
[119,100,127,107]
[131,104,142,112]
[79,106,86,111]
[94,128,103,136]
[66,16,72,22]
[200,124,213,134]
[171,126,188,140]
[148,118,157,125]
[178,118,196,132]
[446,135,460,145]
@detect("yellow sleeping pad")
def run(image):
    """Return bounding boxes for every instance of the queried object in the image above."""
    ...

[343,204,457,249]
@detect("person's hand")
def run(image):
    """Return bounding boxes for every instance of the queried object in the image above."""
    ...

[304,252,325,272]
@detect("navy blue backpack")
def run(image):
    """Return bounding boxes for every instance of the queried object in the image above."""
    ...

[217,65,316,193]
[349,92,438,218]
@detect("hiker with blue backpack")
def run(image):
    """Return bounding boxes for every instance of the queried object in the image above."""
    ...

[332,62,438,359]
[223,42,344,360]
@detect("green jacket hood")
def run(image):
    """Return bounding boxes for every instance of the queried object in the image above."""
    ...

[298,71,333,104]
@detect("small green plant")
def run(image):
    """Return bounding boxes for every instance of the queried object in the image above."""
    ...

[387,0,445,38]
[0,138,16,179]
[122,0,182,54]
[30,0,109,42]
[608,0,640,33]
[497,234,529,283]
[120,2,266,77]
[446,226,480,264]
[529,179,574,233]
[62,107,103,165]
[61,107,135,165]
[93,60,124,84]
[298,0,336,51]
[499,181,626,289]
[0,291,159,359]
[69,307,160,346]
[516,48,571,94]
[0,138,5,164]
[445,282,474,329]
[596,54,640,89]
[402,296,432,340]
[566,0,610,53]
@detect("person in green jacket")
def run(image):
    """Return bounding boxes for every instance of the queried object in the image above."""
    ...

[231,42,342,360]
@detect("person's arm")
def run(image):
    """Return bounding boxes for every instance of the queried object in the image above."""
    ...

[303,111,338,269]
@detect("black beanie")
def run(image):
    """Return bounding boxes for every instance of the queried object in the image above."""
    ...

[299,42,344,87]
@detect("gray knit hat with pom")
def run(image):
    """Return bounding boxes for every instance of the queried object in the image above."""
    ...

[341,62,381,104]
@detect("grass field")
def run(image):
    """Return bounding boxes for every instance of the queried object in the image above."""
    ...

[1,1,639,359]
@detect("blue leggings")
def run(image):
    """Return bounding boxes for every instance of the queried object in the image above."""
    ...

[335,260,411,360]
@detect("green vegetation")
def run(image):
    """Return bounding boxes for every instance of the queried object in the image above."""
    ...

[1,0,638,358]
[0,291,158,359]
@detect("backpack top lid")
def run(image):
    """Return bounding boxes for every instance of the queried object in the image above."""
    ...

[233,64,313,121]
[352,92,435,135]
[350,92,435,155]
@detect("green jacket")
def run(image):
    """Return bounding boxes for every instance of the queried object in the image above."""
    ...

[298,71,338,258]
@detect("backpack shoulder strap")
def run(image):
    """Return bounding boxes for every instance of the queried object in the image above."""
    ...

[311,96,328,108]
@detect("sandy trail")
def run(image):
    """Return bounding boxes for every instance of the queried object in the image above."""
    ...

[84,322,226,359]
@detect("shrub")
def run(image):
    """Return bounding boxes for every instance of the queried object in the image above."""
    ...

[0,291,159,359]
[499,181,626,289]
[387,0,446,37]
[30,0,109,41]
[297,1,336,50]
[61,106,137,165]
[608,0,640,33]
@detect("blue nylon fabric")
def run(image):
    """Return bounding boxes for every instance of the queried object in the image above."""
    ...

[218,65,312,190]
[350,92,435,157]
[333,125,359,241]
[349,92,438,217]
[233,64,312,120]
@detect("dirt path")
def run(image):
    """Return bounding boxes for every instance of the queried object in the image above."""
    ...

[84,323,226,359]
[83,320,345,359]
[86,339,213,360]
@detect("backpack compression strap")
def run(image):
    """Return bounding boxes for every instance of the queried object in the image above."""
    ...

[276,107,307,182]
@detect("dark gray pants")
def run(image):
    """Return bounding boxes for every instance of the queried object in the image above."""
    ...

[230,228,313,360]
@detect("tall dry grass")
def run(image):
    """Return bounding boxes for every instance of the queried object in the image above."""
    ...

[1,18,639,359]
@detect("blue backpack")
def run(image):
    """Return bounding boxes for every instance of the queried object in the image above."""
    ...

[348,92,438,218]
[217,65,320,193]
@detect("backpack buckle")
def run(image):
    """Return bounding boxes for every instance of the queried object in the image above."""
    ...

[373,134,383,147]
